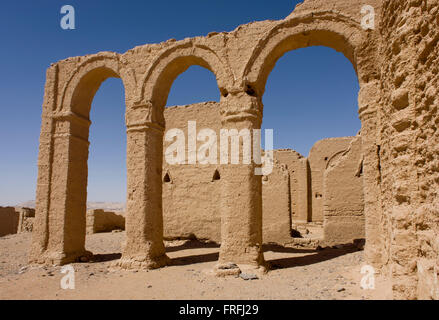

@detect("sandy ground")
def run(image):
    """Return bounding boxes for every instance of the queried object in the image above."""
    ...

[0,232,392,300]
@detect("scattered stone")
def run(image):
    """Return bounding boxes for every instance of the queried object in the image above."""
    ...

[240,273,259,281]
[337,287,346,292]
[18,266,28,274]
[218,263,238,270]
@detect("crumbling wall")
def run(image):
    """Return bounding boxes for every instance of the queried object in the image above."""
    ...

[0,207,19,237]
[16,207,35,233]
[162,164,222,241]
[161,103,366,245]
[0,207,35,236]
[323,136,365,246]
[274,150,309,223]
[308,138,355,222]
[86,209,125,234]
[378,0,439,299]
[163,102,295,244]
[163,102,222,241]
[262,161,291,244]
[411,1,439,301]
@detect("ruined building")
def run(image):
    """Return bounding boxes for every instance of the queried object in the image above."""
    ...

[29,0,439,299]
[162,102,365,247]
[0,207,35,237]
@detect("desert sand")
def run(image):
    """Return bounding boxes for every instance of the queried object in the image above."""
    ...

[0,232,392,300]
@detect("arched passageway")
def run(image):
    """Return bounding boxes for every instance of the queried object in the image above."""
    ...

[261,45,362,244]
[31,13,383,274]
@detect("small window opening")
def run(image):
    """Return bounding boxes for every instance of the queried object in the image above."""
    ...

[212,169,221,181]
[163,172,171,183]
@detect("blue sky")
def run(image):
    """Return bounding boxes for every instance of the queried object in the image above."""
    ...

[0,0,360,205]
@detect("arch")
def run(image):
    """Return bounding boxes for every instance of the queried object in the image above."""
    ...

[136,42,235,112]
[246,11,383,267]
[166,65,221,106]
[58,52,135,117]
[243,12,373,97]
[87,78,127,203]
[37,53,135,265]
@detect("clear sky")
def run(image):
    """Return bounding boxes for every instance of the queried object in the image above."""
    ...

[0,0,360,205]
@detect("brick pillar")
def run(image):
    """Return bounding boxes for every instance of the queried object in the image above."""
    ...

[296,158,310,223]
[358,80,386,269]
[117,102,169,269]
[216,91,265,273]
[30,112,92,265]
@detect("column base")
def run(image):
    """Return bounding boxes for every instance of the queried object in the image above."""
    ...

[218,243,266,268]
[29,250,93,266]
[113,254,170,270]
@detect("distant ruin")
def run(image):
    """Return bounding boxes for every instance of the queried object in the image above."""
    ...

[29,0,439,299]
[0,207,124,236]
[86,209,125,234]
[0,207,35,237]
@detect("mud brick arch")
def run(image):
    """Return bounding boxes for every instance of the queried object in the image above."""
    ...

[30,53,136,265]
[243,10,385,270]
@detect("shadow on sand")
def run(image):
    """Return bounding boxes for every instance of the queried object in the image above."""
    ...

[88,239,360,269]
